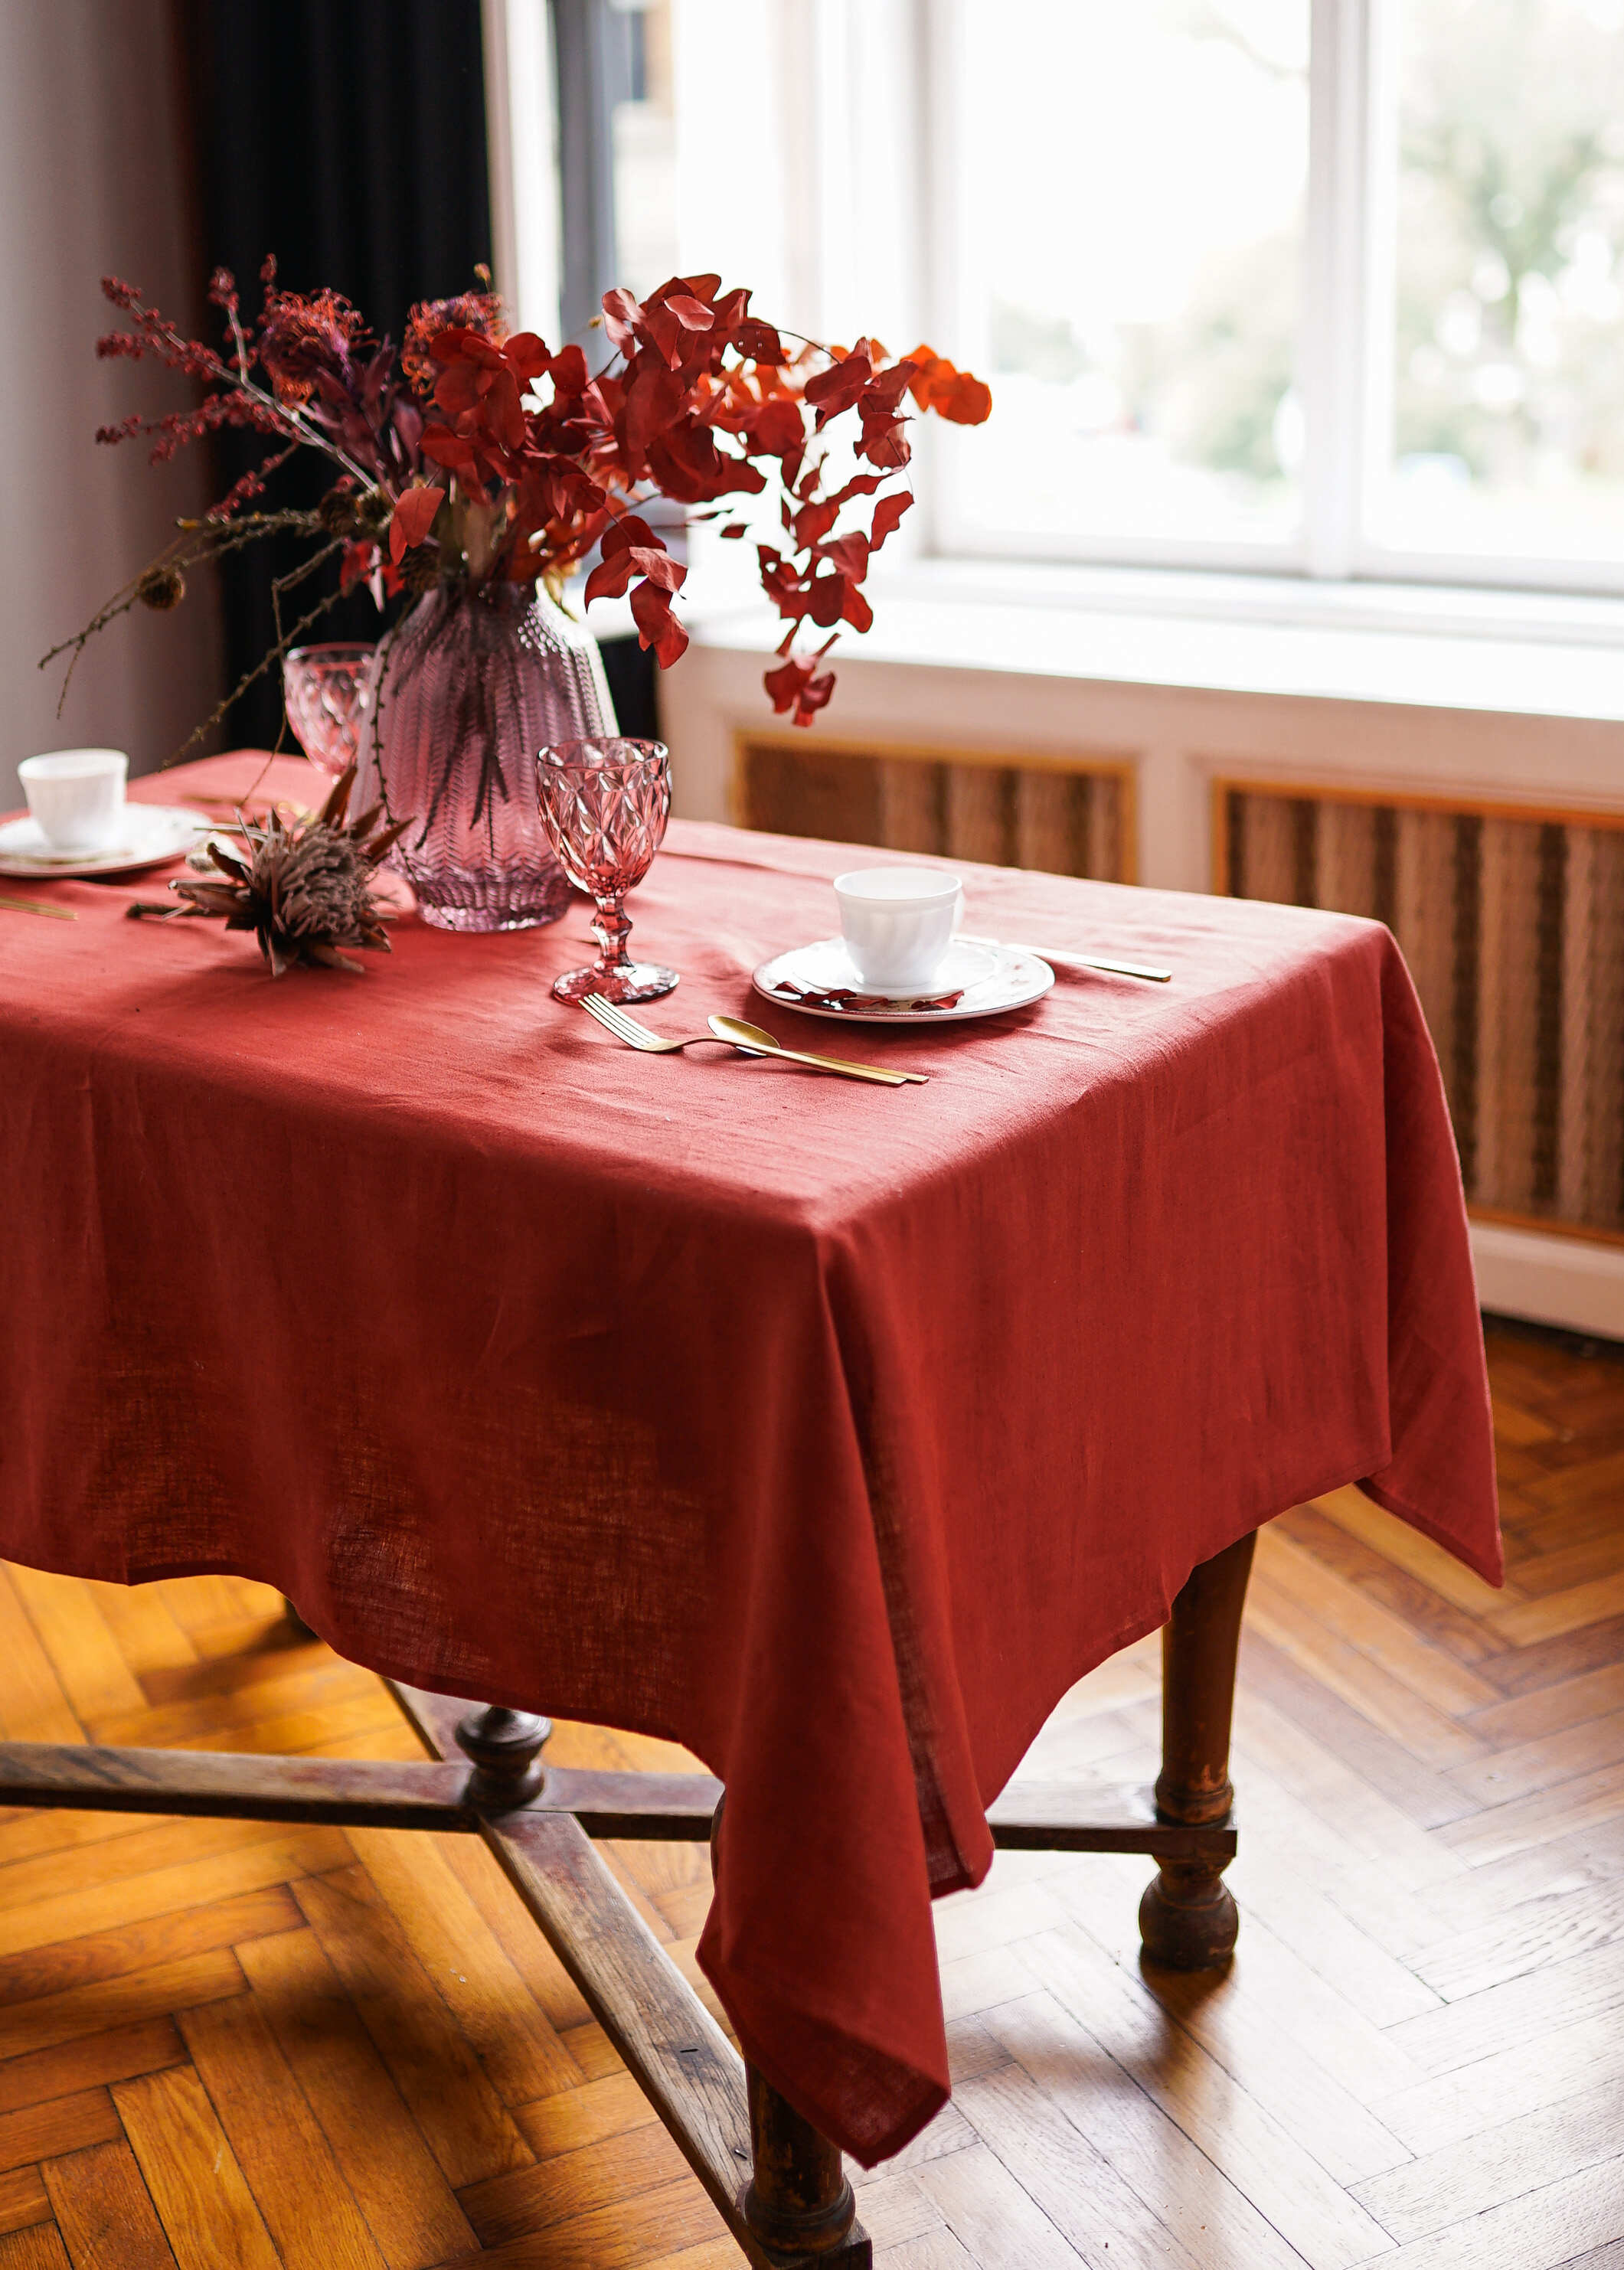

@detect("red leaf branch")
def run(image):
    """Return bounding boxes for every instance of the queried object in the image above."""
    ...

[411,279,991,722]
[77,260,991,730]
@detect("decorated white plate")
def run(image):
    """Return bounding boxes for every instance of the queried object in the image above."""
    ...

[753,936,1054,1024]
[0,805,204,878]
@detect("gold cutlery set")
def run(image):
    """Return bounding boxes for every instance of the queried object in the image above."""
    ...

[579,918,1171,1083]
[581,995,926,1086]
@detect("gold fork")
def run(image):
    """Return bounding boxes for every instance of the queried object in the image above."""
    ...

[580,994,923,1086]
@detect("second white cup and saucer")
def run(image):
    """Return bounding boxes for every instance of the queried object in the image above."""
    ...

[753,864,1054,1023]
[1,750,204,877]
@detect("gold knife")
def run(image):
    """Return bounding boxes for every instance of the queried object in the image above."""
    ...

[959,932,1171,982]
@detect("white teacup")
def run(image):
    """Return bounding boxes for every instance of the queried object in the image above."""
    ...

[18,750,129,851]
[834,865,964,993]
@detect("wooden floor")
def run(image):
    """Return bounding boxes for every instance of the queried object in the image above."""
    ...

[0,1318,1620,2270]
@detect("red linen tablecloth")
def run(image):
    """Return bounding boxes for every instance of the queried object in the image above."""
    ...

[0,753,1498,2164]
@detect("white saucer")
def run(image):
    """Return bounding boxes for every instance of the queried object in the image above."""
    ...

[0,805,204,878]
[753,936,1055,1024]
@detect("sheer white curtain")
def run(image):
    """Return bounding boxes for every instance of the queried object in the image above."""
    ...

[668,0,934,597]
[671,0,924,354]
[0,0,221,805]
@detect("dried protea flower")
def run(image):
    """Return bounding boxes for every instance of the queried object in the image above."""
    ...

[169,766,408,975]
[137,565,185,610]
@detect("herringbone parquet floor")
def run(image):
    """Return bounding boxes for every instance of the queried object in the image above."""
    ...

[0,1318,1619,2270]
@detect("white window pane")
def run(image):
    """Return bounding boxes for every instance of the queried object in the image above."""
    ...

[1374,0,1624,566]
[943,0,1310,556]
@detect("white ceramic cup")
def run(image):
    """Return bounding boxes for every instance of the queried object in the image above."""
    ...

[18,750,129,851]
[833,864,964,993]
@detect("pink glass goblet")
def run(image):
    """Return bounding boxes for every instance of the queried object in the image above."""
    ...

[536,737,678,1003]
[283,642,376,776]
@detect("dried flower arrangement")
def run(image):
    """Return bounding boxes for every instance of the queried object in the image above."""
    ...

[44,260,991,743]
[132,766,406,975]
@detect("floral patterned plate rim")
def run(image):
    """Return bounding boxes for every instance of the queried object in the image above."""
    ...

[752,936,1054,1023]
[0,805,205,878]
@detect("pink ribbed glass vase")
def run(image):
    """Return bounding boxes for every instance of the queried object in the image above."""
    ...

[356,580,616,932]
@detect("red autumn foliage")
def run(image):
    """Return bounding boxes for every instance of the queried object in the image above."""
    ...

[764,652,837,728]
[86,259,991,727]
[905,347,995,426]
[388,484,446,562]
[403,280,991,717]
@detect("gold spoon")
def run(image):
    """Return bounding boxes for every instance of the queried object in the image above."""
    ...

[709,1014,928,1086]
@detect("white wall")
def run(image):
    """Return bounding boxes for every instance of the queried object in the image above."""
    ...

[0,0,221,806]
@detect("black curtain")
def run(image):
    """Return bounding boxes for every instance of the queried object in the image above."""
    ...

[177,0,495,750]
[177,0,659,750]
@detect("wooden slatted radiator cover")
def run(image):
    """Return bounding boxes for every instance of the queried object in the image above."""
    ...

[1219,782,1624,1244]
[734,733,1135,884]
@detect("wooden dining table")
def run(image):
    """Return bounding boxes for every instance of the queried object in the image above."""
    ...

[0,753,1500,2267]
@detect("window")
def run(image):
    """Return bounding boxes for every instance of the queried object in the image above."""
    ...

[1372,0,1624,570]
[934,0,1624,590]
[943,1,1311,564]
[500,0,1624,596]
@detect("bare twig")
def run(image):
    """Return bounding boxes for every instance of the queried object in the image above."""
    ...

[162,583,352,768]
[39,506,328,717]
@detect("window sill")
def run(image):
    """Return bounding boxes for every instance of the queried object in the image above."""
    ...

[650,557,1624,729]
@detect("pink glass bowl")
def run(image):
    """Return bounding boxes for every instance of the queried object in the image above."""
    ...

[283,642,377,776]
[536,737,677,1003]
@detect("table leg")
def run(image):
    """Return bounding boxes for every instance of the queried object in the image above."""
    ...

[742,2064,867,2264]
[1139,1530,1256,1970]
[710,1798,870,2265]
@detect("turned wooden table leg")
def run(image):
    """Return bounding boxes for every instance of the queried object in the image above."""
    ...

[742,2064,865,2263]
[1139,1529,1256,1971]
[710,1799,869,2265]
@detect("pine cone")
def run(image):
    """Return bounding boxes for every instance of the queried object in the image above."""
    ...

[169,766,409,975]
[318,490,361,537]
[398,544,443,596]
